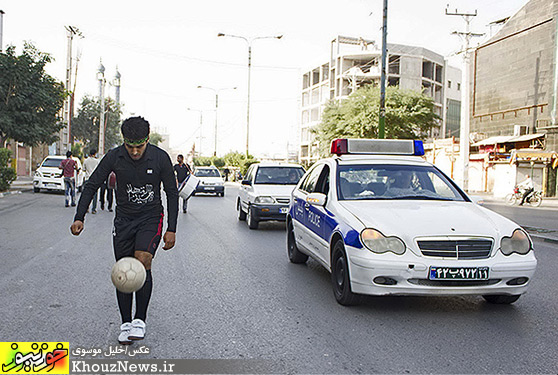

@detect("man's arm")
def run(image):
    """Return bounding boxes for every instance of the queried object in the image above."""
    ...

[161,154,179,233]
[74,152,114,223]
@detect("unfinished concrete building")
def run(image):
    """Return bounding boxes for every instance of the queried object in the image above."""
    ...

[300,35,461,165]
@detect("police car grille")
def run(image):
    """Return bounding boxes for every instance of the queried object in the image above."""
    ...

[275,198,290,204]
[417,240,492,259]
[408,278,501,287]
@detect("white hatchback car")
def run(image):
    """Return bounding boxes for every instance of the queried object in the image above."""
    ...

[193,166,225,196]
[33,155,85,193]
[237,163,305,229]
[287,139,537,305]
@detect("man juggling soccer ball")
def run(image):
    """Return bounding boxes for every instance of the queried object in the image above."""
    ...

[70,116,179,345]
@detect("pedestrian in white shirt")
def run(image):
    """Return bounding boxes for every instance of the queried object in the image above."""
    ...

[83,149,100,213]
[518,174,534,206]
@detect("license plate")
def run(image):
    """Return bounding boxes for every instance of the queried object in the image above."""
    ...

[47,183,58,188]
[205,187,215,190]
[279,207,288,214]
[429,266,489,280]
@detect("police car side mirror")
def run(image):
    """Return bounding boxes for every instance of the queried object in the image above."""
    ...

[306,192,327,207]
[242,180,252,186]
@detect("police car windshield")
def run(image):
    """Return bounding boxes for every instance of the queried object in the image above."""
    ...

[42,158,63,167]
[194,168,220,177]
[337,164,466,201]
[254,167,305,185]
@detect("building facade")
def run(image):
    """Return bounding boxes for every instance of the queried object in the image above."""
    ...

[299,35,461,165]
[470,0,558,196]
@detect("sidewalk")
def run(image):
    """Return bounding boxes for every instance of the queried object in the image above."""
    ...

[470,192,558,244]
[0,176,33,198]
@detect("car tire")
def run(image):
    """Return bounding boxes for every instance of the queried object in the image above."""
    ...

[331,240,360,306]
[33,187,40,193]
[482,294,521,304]
[237,201,246,221]
[247,205,259,230]
[287,220,308,264]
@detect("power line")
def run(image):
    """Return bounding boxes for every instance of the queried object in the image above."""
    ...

[86,32,300,72]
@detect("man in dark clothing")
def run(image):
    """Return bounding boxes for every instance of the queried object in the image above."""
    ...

[70,117,179,345]
[100,172,116,212]
[173,154,192,213]
[59,151,79,207]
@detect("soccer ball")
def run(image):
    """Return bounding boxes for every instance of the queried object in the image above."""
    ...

[111,257,146,293]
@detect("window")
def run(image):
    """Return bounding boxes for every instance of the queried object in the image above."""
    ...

[42,158,63,167]
[254,167,305,185]
[300,164,324,193]
[194,168,221,177]
[314,165,330,196]
[448,80,452,89]
[457,83,461,91]
[337,164,465,201]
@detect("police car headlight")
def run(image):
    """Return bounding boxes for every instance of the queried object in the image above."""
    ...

[501,229,532,256]
[255,196,276,204]
[360,229,406,255]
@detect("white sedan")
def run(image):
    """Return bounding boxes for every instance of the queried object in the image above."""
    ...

[287,139,537,305]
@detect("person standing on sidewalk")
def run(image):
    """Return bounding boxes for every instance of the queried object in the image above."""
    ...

[173,154,192,213]
[83,149,100,214]
[59,151,79,207]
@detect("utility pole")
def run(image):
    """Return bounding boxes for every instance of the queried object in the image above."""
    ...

[97,61,106,155]
[187,108,205,156]
[0,10,5,53]
[446,7,483,191]
[378,0,388,139]
[197,86,236,157]
[61,26,82,154]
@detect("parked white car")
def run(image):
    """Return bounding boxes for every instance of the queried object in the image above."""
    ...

[288,139,537,305]
[237,163,305,229]
[33,155,85,193]
[193,166,225,196]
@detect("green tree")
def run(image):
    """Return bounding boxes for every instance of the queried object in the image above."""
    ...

[212,157,225,169]
[149,132,164,147]
[0,148,17,191]
[71,96,122,152]
[0,43,66,145]
[223,151,247,167]
[314,85,440,156]
[193,156,212,166]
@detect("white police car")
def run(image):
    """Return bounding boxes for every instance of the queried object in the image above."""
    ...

[287,139,537,305]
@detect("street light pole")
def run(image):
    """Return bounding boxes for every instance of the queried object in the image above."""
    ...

[97,61,106,155]
[197,86,237,157]
[217,33,283,157]
[0,10,5,53]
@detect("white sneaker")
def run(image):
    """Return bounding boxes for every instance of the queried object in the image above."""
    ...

[128,319,146,340]
[118,322,133,345]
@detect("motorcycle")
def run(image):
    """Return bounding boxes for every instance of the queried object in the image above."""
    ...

[505,186,542,207]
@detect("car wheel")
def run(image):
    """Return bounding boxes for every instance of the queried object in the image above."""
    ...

[505,194,516,205]
[482,294,521,304]
[287,220,308,264]
[331,240,360,306]
[247,205,259,230]
[237,201,246,221]
[33,187,40,193]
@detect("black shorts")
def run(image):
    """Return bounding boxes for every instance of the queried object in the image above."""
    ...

[113,213,164,261]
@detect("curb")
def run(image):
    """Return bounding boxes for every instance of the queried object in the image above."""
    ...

[529,234,558,245]
[0,190,23,199]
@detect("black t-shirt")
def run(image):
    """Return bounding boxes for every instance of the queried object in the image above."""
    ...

[74,144,179,232]
[173,163,191,183]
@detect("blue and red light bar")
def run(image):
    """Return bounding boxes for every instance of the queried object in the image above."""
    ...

[330,138,425,156]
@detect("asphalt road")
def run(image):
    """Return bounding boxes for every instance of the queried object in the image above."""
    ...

[0,187,557,374]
